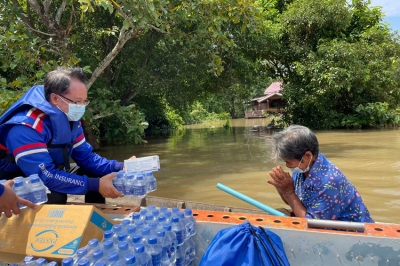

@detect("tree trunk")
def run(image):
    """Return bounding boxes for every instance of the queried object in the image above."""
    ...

[81,120,101,151]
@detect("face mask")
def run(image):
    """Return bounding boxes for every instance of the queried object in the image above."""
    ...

[290,155,311,174]
[58,103,85,121]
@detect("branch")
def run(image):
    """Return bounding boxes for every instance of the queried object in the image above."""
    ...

[11,0,33,28]
[87,28,140,89]
[109,0,136,30]
[43,0,52,14]
[55,0,67,24]
[92,104,135,119]
[23,22,56,36]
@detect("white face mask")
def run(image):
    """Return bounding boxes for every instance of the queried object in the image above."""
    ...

[57,96,86,121]
[290,155,311,174]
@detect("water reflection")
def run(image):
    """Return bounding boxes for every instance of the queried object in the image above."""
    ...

[98,119,400,223]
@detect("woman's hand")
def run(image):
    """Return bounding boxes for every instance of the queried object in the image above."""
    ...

[267,166,295,197]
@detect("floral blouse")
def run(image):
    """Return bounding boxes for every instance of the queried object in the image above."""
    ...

[292,153,374,222]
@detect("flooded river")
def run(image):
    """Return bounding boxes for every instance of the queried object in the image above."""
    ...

[98,119,400,224]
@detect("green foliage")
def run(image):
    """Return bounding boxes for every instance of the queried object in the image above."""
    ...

[183,102,230,124]
[341,102,400,129]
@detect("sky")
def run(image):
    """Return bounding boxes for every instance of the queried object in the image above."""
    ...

[370,0,400,32]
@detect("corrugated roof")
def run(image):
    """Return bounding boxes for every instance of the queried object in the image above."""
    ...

[264,82,283,95]
[249,93,283,103]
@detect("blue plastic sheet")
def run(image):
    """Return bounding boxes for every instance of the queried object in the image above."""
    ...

[199,221,290,266]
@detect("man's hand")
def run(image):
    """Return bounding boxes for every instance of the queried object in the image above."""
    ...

[267,166,295,197]
[0,180,36,218]
[99,173,124,199]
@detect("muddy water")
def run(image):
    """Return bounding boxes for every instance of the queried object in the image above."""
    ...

[98,119,400,223]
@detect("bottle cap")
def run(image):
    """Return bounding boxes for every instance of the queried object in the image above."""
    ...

[134,243,145,253]
[148,236,157,245]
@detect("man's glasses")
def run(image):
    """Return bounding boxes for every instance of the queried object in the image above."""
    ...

[57,94,90,107]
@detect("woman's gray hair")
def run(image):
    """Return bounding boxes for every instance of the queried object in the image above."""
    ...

[271,125,319,161]
[44,67,86,101]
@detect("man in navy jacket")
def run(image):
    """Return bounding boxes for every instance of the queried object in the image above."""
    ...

[0,67,125,204]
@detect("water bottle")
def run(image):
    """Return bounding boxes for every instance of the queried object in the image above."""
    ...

[71,247,88,264]
[124,172,135,196]
[176,213,188,241]
[140,227,151,247]
[87,239,101,253]
[156,230,170,266]
[133,243,152,266]
[22,255,35,264]
[113,170,125,194]
[93,262,106,266]
[126,224,137,243]
[13,179,29,208]
[139,209,148,220]
[145,214,155,225]
[175,245,185,266]
[171,217,184,246]
[45,262,58,266]
[35,258,47,266]
[159,206,168,214]
[164,211,172,223]
[151,209,160,220]
[121,219,131,230]
[147,206,157,212]
[132,212,141,223]
[117,232,128,243]
[130,234,142,247]
[147,236,162,266]
[77,258,90,266]
[171,208,180,217]
[107,251,120,265]
[148,222,158,236]
[88,248,104,265]
[102,239,116,257]
[163,224,177,265]
[102,230,113,242]
[118,253,136,266]
[132,174,147,198]
[135,220,145,230]
[112,224,123,244]
[157,216,168,229]
[61,257,73,266]
[118,241,130,257]
[144,171,157,193]
[185,237,196,264]
[28,174,48,204]
[184,209,196,238]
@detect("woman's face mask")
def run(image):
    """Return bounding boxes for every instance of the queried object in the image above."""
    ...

[290,155,311,174]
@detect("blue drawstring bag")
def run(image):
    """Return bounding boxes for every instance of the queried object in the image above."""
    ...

[199,221,290,266]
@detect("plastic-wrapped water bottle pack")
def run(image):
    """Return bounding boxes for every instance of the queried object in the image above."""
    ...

[11,174,48,207]
[112,171,157,198]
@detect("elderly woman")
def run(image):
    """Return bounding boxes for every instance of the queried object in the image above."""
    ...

[268,125,374,222]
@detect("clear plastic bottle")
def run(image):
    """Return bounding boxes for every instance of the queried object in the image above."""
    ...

[77,258,90,266]
[126,224,137,243]
[156,230,170,266]
[148,222,158,236]
[112,224,123,244]
[171,217,184,246]
[140,227,151,247]
[175,245,185,266]
[145,214,155,225]
[121,219,131,230]
[45,262,58,266]
[164,211,172,223]
[28,174,48,204]
[135,220,145,230]
[113,170,125,194]
[61,257,73,266]
[118,241,130,258]
[159,206,168,214]
[102,230,113,243]
[151,209,160,220]
[163,224,177,265]
[144,171,157,193]
[117,232,128,243]
[176,212,188,241]
[132,212,141,224]
[156,216,168,229]
[88,248,104,266]
[184,209,196,237]
[102,239,116,258]
[119,253,136,266]
[185,237,196,264]
[35,258,47,266]
[133,243,152,266]
[139,209,148,220]
[132,174,147,198]
[13,179,29,208]
[124,172,135,196]
[107,251,120,265]
[72,247,88,264]
[130,234,142,247]
[147,236,162,266]
[171,208,180,218]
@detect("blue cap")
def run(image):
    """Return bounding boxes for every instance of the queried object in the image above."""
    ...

[136,175,144,180]
[108,251,119,262]
[163,224,172,231]
[112,224,122,233]
[160,206,168,213]
[156,229,165,237]
[171,217,180,223]
[127,224,137,234]
[103,230,113,239]
[148,236,157,245]
[164,211,172,218]
[46,262,58,266]
[184,209,193,215]
[141,227,150,235]
[132,234,142,244]
[145,171,153,176]
[35,258,47,266]
[132,213,141,221]
[94,262,106,266]
[158,216,166,223]
[148,205,156,210]
[92,248,103,259]
[14,181,24,188]
[145,214,154,221]
[149,222,158,229]
[103,239,114,250]
[122,219,131,226]
[118,241,129,251]
[172,207,179,213]
[136,220,144,227]
[118,232,128,241]
[31,177,41,184]
[124,253,136,264]
[78,259,90,266]
[140,209,147,215]
[117,170,125,178]
[76,247,88,257]
[61,257,73,266]
[152,209,160,216]
[88,239,99,249]
[134,243,145,253]
[177,212,184,219]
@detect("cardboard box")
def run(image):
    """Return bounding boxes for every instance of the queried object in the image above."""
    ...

[0,205,115,263]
